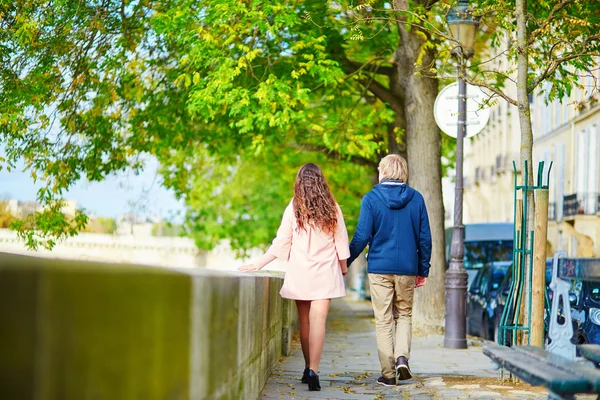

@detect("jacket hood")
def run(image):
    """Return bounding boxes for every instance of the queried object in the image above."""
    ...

[372,181,415,209]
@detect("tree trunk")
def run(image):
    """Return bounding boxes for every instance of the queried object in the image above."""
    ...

[395,27,446,327]
[516,0,535,343]
[387,71,408,160]
[516,0,534,189]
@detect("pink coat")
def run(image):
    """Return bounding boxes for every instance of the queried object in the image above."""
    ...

[267,201,349,300]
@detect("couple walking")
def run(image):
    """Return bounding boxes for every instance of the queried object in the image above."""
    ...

[239,154,432,391]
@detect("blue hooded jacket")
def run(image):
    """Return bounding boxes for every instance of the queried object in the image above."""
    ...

[348,180,432,277]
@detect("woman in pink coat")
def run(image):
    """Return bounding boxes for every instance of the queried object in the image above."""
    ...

[239,163,350,391]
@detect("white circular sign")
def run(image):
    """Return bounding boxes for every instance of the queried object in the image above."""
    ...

[434,82,490,138]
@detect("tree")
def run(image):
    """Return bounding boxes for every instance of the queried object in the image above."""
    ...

[80,217,117,234]
[1,1,153,246]
[454,0,600,211]
[1,0,450,325]
[402,0,599,221]
[0,201,15,228]
[431,0,599,342]
[154,0,449,324]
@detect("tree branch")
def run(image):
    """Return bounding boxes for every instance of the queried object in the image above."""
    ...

[528,0,575,45]
[528,33,600,92]
[288,143,378,168]
[462,76,518,106]
[338,55,404,112]
[422,0,441,10]
[360,79,404,113]
[344,57,395,77]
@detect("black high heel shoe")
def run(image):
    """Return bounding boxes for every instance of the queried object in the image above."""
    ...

[307,369,321,391]
[301,368,310,383]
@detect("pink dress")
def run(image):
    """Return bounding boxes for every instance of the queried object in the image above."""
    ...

[267,200,349,300]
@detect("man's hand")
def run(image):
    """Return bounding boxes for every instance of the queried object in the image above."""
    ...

[238,264,262,272]
[415,276,427,288]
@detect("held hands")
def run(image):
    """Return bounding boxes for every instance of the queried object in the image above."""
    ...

[339,260,348,276]
[341,264,348,276]
[238,264,263,272]
[415,276,427,288]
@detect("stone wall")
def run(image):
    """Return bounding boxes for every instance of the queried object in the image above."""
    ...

[0,253,297,400]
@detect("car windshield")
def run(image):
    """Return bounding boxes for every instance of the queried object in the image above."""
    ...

[464,240,513,269]
[491,267,508,291]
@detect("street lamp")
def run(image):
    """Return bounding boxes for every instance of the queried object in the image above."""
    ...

[444,0,479,350]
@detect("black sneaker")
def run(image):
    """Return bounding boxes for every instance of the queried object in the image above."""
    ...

[395,356,412,381]
[377,376,396,386]
[301,368,310,383]
[307,369,321,391]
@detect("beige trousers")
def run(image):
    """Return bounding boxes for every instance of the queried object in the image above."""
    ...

[368,273,416,379]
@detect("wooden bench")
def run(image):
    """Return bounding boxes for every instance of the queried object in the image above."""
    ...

[484,343,600,399]
[579,344,600,368]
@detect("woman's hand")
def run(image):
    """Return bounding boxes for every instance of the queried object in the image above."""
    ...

[238,253,276,272]
[238,264,262,272]
[339,260,348,276]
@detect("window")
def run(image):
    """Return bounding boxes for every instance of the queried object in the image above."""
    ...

[479,274,489,296]
[554,100,561,129]
[491,263,510,291]
[589,124,599,195]
[464,240,514,269]
[470,272,483,294]
[590,284,600,303]
[535,150,543,174]
[539,100,546,136]
[585,73,595,99]
[576,128,589,194]
[575,125,599,216]
[544,101,551,135]
[555,142,565,220]
[541,148,551,186]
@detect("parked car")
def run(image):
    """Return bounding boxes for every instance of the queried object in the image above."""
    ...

[466,261,511,340]
[445,223,514,289]
[492,259,553,345]
[569,280,600,346]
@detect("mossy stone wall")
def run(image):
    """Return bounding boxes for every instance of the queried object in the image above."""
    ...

[0,253,297,400]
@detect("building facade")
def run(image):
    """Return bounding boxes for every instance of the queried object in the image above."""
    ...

[462,68,600,258]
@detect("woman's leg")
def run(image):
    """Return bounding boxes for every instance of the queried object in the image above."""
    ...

[308,299,331,373]
[295,300,311,368]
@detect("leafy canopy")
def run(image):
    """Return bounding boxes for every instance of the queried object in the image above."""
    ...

[2,0,455,251]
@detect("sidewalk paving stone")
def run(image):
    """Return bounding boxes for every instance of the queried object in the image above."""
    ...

[261,299,550,399]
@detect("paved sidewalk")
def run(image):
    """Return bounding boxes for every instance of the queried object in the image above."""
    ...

[261,299,553,399]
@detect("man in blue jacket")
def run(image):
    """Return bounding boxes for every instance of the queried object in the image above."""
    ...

[348,154,432,386]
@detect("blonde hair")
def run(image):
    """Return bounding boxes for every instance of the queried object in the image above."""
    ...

[378,154,408,182]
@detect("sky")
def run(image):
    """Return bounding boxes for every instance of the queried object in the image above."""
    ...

[1,156,185,221]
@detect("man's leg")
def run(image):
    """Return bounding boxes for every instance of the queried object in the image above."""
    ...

[393,275,416,379]
[368,273,396,381]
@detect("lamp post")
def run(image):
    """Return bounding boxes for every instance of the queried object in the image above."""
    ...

[444,0,479,350]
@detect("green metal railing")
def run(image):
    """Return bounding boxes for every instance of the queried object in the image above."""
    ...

[498,160,552,347]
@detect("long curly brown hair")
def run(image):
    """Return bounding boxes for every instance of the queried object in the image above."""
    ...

[293,163,338,234]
